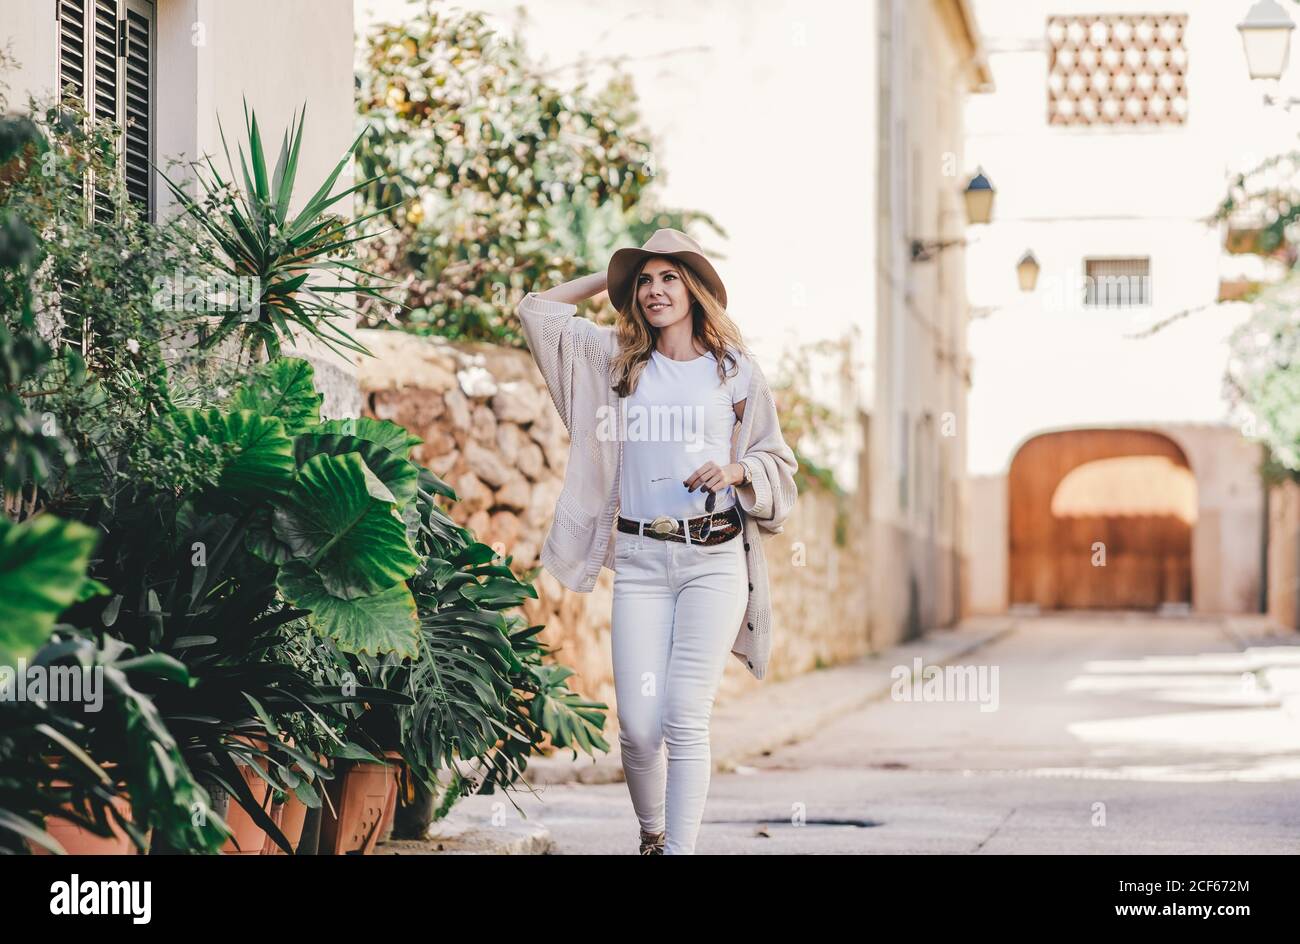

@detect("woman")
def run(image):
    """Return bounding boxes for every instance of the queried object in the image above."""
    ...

[516,228,798,855]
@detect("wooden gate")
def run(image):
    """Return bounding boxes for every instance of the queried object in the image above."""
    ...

[1009,429,1195,610]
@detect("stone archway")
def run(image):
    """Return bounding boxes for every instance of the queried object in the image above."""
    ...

[1008,429,1196,609]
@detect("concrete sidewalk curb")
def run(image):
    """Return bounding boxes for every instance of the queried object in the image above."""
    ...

[519,616,1019,787]
[1218,615,1300,657]
[1216,616,1300,723]
[376,804,555,855]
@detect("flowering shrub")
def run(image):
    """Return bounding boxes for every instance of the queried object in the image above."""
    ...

[354,0,719,344]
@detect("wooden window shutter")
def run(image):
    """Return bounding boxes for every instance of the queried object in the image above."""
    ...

[54,0,156,356]
[89,0,117,221]
[56,0,87,105]
[55,0,156,221]
[122,0,155,217]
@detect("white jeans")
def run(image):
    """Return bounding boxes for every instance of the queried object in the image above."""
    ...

[610,525,749,854]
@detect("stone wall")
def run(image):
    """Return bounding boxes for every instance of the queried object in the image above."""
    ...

[354,329,877,717]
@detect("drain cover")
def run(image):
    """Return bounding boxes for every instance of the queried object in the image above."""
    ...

[705,817,880,829]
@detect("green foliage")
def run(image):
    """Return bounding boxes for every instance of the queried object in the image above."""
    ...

[0,66,609,852]
[354,0,720,344]
[0,631,233,855]
[0,515,100,666]
[162,408,297,505]
[348,464,609,810]
[0,114,81,499]
[116,359,427,662]
[1215,150,1300,479]
[770,337,849,498]
[274,450,421,596]
[278,563,420,659]
[313,416,423,460]
[155,100,400,362]
[40,632,232,854]
[0,96,395,851]
[1223,273,1300,472]
[1213,150,1300,269]
[227,357,322,433]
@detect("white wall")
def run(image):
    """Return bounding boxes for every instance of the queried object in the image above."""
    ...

[159,0,356,217]
[0,0,57,107]
[963,0,1279,477]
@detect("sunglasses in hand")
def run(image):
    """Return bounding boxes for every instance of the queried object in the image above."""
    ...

[700,487,717,540]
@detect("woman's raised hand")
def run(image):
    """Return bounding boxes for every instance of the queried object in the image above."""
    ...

[536,271,608,306]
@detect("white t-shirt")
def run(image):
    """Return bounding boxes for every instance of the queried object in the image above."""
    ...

[617,346,754,521]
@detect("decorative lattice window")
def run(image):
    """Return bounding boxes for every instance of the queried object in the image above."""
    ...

[1047,14,1188,127]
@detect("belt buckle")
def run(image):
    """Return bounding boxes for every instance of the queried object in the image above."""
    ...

[649,515,678,536]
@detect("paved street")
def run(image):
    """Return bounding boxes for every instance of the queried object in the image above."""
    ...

[490,614,1300,854]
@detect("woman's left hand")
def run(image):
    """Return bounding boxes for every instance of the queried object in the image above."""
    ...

[684,461,745,494]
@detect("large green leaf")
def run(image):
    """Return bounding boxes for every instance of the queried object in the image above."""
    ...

[0,516,99,665]
[294,433,418,506]
[228,357,323,434]
[271,452,421,599]
[277,561,420,658]
[309,417,423,460]
[167,408,295,503]
[245,506,293,565]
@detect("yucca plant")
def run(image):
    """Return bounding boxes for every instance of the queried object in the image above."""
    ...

[154,99,402,363]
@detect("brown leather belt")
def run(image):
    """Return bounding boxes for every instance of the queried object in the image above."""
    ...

[617,504,743,546]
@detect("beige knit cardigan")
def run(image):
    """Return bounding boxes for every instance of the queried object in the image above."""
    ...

[516,291,799,680]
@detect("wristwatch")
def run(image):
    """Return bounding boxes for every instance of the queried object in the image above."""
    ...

[739,461,752,486]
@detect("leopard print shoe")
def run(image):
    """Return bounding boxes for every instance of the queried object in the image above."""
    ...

[639,828,665,855]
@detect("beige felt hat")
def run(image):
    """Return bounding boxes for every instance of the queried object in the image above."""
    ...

[606,228,727,312]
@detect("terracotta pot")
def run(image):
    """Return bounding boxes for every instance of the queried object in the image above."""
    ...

[318,757,391,855]
[378,751,404,844]
[31,793,137,855]
[28,761,141,855]
[281,791,309,850]
[257,801,285,855]
[221,736,271,855]
[260,736,309,855]
[292,751,330,855]
[263,792,308,855]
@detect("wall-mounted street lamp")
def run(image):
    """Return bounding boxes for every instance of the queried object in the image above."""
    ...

[1017,250,1040,292]
[1237,0,1300,108]
[1238,0,1296,80]
[963,169,995,224]
[911,169,996,262]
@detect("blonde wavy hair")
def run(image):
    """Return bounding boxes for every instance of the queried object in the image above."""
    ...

[609,255,750,398]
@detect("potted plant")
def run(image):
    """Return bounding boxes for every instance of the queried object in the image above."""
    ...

[263,787,308,855]
[318,747,394,855]
[219,735,272,854]
[8,633,230,856]
[31,782,138,856]
[28,758,141,856]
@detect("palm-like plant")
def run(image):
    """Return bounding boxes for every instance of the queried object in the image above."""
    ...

[1,630,235,855]
[155,100,402,363]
